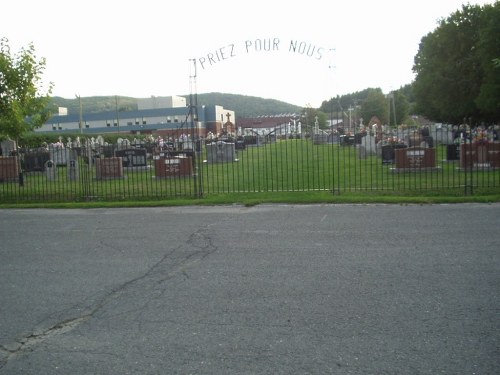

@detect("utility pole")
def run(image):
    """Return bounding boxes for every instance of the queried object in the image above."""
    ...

[76,94,83,134]
[392,94,397,126]
[115,95,120,133]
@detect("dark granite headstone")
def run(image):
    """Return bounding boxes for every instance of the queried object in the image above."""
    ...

[446,144,460,161]
[23,151,50,172]
[115,148,147,168]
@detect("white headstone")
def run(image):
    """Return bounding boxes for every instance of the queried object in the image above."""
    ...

[44,160,57,180]
[361,134,377,156]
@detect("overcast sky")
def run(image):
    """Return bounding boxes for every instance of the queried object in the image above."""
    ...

[2,0,494,107]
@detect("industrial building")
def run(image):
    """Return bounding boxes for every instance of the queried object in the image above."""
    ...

[36,96,235,138]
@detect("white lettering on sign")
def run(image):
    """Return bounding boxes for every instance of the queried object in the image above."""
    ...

[164,159,180,165]
[407,150,425,156]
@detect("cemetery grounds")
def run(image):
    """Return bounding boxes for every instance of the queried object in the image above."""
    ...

[1,137,499,205]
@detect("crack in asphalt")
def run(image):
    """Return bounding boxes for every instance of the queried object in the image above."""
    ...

[0,224,219,369]
[0,316,89,365]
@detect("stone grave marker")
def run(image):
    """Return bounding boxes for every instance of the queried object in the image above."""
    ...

[313,134,329,145]
[435,128,454,145]
[67,150,79,181]
[115,148,148,169]
[23,150,50,172]
[49,145,68,166]
[154,156,192,177]
[446,144,460,161]
[0,156,19,182]
[96,157,124,179]
[206,141,236,163]
[1,139,16,156]
[460,143,500,169]
[359,134,377,159]
[44,160,57,180]
[381,145,407,164]
[394,147,437,170]
[488,143,500,167]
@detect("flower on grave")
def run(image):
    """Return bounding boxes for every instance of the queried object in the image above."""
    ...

[381,136,406,146]
[473,128,492,145]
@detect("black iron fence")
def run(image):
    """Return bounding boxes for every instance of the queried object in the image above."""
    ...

[1,127,499,203]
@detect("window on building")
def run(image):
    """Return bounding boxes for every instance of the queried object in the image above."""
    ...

[106,121,111,127]
[142,118,147,125]
[85,122,90,128]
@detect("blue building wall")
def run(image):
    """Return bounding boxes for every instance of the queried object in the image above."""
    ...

[36,105,231,135]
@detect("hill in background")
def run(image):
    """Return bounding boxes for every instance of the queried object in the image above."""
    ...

[50,93,303,119]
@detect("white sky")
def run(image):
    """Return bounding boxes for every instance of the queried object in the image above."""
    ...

[1,0,494,108]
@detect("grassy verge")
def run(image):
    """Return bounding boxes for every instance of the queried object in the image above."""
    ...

[2,190,499,209]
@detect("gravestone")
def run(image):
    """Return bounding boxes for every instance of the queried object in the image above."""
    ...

[340,135,355,146]
[154,156,192,177]
[488,143,500,167]
[67,150,79,181]
[1,139,16,156]
[460,143,500,168]
[244,135,261,146]
[235,138,246,150]
[115,148,148,169]
[23,151,50,172]
[100,145,115,158]
[394,147,436,170]
[359,134,377,159]
[181,141,194,151]
[49,146,68,166]
[96,157,123,179]
[408,133,422,147]
[446,144,460,161]
[381,145,408,164]
[206,141,236,163]
[44,160,57,180]
[313,134,329,145]
[0,156,19,182]
[435,128,454,145]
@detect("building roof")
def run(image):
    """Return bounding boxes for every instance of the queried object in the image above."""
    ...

[237,114,301,128]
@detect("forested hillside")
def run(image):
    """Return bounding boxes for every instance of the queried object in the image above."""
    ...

[50,93,303,119]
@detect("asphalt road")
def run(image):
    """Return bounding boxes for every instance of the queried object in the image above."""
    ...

[0,204,499,374]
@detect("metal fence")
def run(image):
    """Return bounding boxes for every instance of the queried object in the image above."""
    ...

[1,127,499,203]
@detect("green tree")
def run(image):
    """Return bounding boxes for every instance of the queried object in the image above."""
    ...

[0,38,53,143]
[475,3,500,120]
[412,3,500,124]
[360,89,388,125]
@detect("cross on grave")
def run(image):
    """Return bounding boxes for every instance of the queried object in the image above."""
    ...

[224,112,234,134]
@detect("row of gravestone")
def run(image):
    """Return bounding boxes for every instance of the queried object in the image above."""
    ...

[16,141,239,173]
[1,141,239,181]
